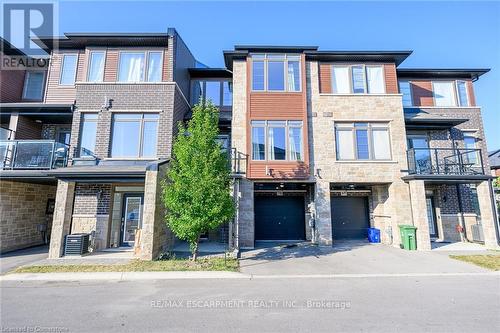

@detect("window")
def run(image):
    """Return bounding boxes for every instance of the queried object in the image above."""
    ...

[22,71,44,100]
[251,120,303,161]
[456,81,469,106]
[335,122,391,160]
[399,81,413,107]
[87,51,105,82]
[60,54,78,85]
[331,64,385,94]
[118,51,163,82]
[251,54,301,92]
[190,80,232,108]
[111,113,159,158]
[463,131,478,165]
[433,81,457,106]
[79,113,98,157]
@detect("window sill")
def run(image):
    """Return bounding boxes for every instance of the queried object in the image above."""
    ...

[403,106,478,109]
[319,93,401,97]
[334,160,399,164]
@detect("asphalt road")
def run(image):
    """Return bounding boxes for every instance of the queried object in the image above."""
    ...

[1,275,499,333]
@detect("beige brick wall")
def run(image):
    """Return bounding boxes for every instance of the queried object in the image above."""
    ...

[0,181,56,253]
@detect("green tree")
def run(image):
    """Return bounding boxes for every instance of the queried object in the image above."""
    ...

[161,101,234,261]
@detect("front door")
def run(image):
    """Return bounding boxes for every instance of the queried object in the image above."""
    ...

[121,194,144,246]
[426,197,438,238]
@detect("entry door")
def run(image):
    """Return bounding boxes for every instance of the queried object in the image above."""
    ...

[121,194,144,246]
[331,196,369,239]
[426,197,438,238]
[255,196,306,241]
[407,135,431,173]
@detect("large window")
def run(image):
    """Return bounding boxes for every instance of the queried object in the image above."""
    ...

[191,80,232,108]
[87,51,105,82]
[251,120,303,161]
[331,64,385,94]
[118,51,163,82]
[22,71,44,100]
[399,81,413,107]
[59,54,78,85]
[456,81,469,106]
[111,113,159,158]
[79,113,98,157]
[433,81,457,106]
[335,122,391,161]
[251,54,301,92]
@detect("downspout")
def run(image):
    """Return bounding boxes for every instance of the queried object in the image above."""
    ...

[455,184,468,241]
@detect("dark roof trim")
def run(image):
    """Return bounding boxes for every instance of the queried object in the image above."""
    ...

[305,50,413,66]
[234,45,318,52]
[188,68,232,78]
[397,68,490,81]
[32,33,171,51]
[0,103,73,113]
[223,50,249,70]
[1,37,27,56]
[402,174,494,183]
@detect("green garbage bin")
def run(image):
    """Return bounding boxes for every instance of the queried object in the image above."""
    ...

[399,225,417,250]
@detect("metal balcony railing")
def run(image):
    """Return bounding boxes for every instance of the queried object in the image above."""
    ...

[0,140,70,170]
[0,127,14,140]
[407,148,485,176]
[229,147,247,175]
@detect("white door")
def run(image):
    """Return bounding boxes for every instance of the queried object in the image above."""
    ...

[122,196,143,246]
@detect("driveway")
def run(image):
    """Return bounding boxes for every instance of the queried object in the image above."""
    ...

[0,245,48,274]
[240,240,493,276]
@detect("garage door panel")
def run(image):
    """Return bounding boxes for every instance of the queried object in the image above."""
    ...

[331,196,369,240]
[255,196,305,241]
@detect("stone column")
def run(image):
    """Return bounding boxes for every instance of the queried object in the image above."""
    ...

[237,179,254,249]
[314,180,332,246]
[140,170,162,260]
[48,180,75,258]
[476,181,499,249]
[408,180,431,250]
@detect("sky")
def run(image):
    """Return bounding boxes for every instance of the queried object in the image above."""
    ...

[54,0,500,150]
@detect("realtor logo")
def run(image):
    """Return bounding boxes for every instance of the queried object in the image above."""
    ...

[2,1,56,57]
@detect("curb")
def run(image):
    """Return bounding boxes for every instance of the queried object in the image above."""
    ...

[1,271,498,281]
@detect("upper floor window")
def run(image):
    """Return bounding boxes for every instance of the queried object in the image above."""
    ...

[22,71,45,100]
[251,54,301,92]
[335,122,391,161]
[399,81,413,107]
[59,54,78,85]
[118,51,163,83]
[79,113,98,157]
[462,131,478,165]
[331,64,385,94]
[111,113,159,158]
[87,51,105,82]
[251,120,303,161]
[432,80,470,107]
[191,80,232,108]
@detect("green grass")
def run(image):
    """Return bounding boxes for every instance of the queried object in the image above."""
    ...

[450,255,500,271]
[12,258,239,274]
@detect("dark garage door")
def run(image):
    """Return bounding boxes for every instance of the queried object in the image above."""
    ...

[255,196,305,241]
[331,196,369,239]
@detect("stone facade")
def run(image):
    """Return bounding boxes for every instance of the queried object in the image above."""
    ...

[0,181,56,253]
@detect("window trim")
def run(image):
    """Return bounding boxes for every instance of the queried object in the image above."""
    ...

[78,112,99,157]
[334,122,392,161]
[455,80,469,107]
[59,53,78,86]
[331,64,386,94]
[116,50,164,83]
[109,113,160,158]
[250,120,304,161]
[432,80,458,107]
[250,54,302,93]
[86,50,106,82]
[22,70,45,101]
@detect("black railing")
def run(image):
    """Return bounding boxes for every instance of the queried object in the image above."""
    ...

[229,147,247,175]
[0,140,70,170]
[407,148,484,176]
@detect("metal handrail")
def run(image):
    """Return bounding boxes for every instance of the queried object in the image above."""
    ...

[407,147,483,176]
[0,140,70,170]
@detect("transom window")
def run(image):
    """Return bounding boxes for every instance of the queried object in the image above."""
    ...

[251,54,301,92]
[251,120,303,161]
[111,113,159,158]
[87,51,105,82]
[432,80,469,107]
[335,122,391,160]
[191,80,232,107]
[118,51,163,83]
[331,64,385,94]
[59,54,78,85]
[23,71,45,100]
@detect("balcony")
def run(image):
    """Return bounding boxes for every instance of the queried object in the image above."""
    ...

[407,148,485,176]
[229,148,247,175]
[0,140,70,170]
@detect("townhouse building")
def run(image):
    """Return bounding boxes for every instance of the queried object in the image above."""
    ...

[1,31,498,259]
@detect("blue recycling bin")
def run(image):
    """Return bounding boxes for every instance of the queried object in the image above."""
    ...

[367,228,381,243]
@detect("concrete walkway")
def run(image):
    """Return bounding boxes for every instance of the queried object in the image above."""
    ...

[0,245,49,274]
[239,240,496,276]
